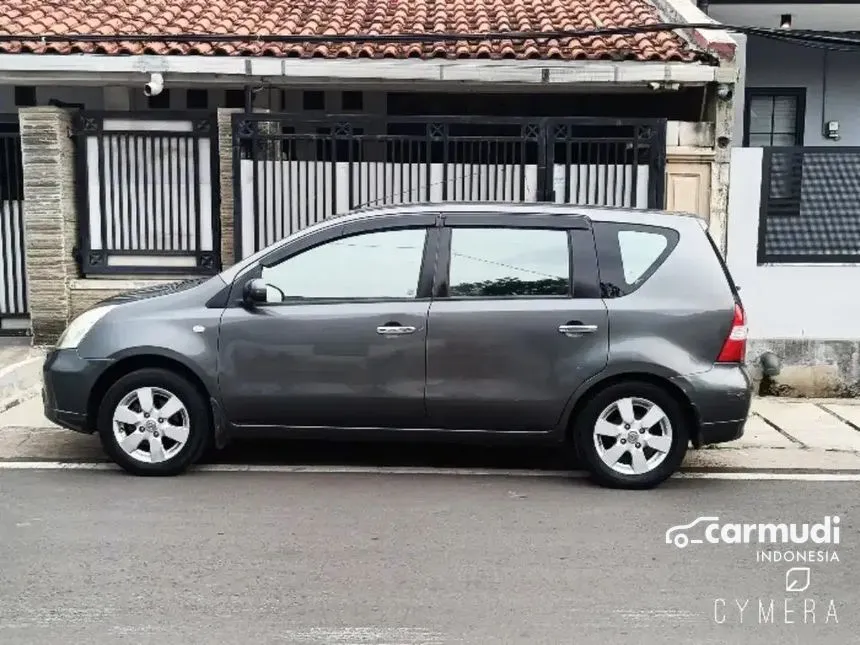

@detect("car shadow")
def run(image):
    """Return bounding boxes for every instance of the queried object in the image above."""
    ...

[204,438,579,471]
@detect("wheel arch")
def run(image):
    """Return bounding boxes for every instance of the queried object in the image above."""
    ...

[86,354,214,433]
[562,372,701,446]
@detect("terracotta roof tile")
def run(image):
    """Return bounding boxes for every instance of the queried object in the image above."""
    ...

[0,0,707,61]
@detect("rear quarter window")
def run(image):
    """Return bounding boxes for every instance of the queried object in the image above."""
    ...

[593,221,680,298]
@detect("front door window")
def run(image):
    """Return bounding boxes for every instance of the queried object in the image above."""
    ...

[260,228,428,302]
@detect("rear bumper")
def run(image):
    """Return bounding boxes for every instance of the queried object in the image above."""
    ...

[42,349,113,434]
[671,364,753,447]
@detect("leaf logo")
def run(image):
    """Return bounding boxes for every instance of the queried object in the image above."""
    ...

[785,567,811,593]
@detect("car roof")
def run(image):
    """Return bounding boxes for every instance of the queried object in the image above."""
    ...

[346,202,704,230]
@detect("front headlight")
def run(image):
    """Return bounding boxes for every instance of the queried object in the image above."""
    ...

[57,305,117,350]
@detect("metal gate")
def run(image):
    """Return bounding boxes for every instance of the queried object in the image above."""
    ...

[233,113,666,259]
[74,111,221,276]
[0,119,27,336]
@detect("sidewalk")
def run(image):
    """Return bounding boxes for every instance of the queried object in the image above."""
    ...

[1,385,860,470]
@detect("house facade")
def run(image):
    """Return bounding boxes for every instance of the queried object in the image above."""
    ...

[702,1,860,395]
[0,0,738,344]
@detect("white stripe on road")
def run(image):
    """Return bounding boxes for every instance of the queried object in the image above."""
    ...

[0,355,41,381]
[674,471,860,481]
[0,461,860,480]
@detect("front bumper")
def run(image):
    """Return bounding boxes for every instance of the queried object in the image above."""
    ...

[42,349,113,434]
[671,364,753,447]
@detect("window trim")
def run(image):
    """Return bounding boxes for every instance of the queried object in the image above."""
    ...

[229,222,439,307]
[434,224,578,301]
[743,87,806,147]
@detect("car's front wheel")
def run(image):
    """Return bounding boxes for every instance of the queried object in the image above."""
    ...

[97,368,211,476]
[574,381,689,489]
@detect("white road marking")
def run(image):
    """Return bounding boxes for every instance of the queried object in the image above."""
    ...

[277,627,446,643]
[0,355,41,381]
[0,461,859,480]
[674,471,860,481]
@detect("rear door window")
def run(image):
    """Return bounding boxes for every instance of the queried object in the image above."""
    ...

[446,227,571,297]
[593,222,679,298]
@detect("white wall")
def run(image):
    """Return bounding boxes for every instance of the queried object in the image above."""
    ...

[743,35,860,146]
[726,147,860,339]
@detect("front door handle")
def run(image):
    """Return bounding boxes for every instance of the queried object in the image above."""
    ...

[377,325,417,336]
[558,323,598,336]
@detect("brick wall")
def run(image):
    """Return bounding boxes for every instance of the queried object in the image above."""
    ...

[19,107,78,344]
[217,108,241,269]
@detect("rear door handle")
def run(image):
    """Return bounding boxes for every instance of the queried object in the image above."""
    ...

[558,323,598,336]
[377,325,417,336]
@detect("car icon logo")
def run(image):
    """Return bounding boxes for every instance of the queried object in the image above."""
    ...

[665,516,720,548]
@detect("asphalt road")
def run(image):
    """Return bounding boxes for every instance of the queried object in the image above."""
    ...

[0,471,856,645]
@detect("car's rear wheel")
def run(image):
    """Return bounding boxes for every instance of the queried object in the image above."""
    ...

[97,368,211,476]
[574,381,689,489]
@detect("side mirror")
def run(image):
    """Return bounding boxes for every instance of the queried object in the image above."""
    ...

[242,278,268,307]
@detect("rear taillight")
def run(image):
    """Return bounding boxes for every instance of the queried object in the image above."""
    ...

[716,303,747,363]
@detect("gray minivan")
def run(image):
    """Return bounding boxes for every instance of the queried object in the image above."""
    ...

[43,203,752,489]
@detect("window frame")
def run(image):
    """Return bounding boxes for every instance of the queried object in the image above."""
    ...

[227,213,440,307]
[433,212,597,301]
[743,87,806,147]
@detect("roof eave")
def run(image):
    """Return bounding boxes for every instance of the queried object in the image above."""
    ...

[0,53,732,87]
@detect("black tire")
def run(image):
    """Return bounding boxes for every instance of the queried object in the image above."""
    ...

[573,381,689,490]
[97,368,212,476]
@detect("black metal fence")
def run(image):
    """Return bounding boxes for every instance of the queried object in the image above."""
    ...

[0,119,27,335]
[74,111,221,275]
[759,147,860,263]
[233,113,666,258]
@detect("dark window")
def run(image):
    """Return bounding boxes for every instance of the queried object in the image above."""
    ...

[303,91,325,111]
[745,89,807,221]
[593,222,679,298]
[260,228,428,302]
[147,89,171,110]
[186,89,208,109]
[744,88,806,147]
[225,89,246,109]
[342,91,364,111]
[14,86,36,107]
[447,228,570,297]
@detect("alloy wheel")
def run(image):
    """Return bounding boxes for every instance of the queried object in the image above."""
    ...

[112,386,191,464]
[592,396,673,475]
